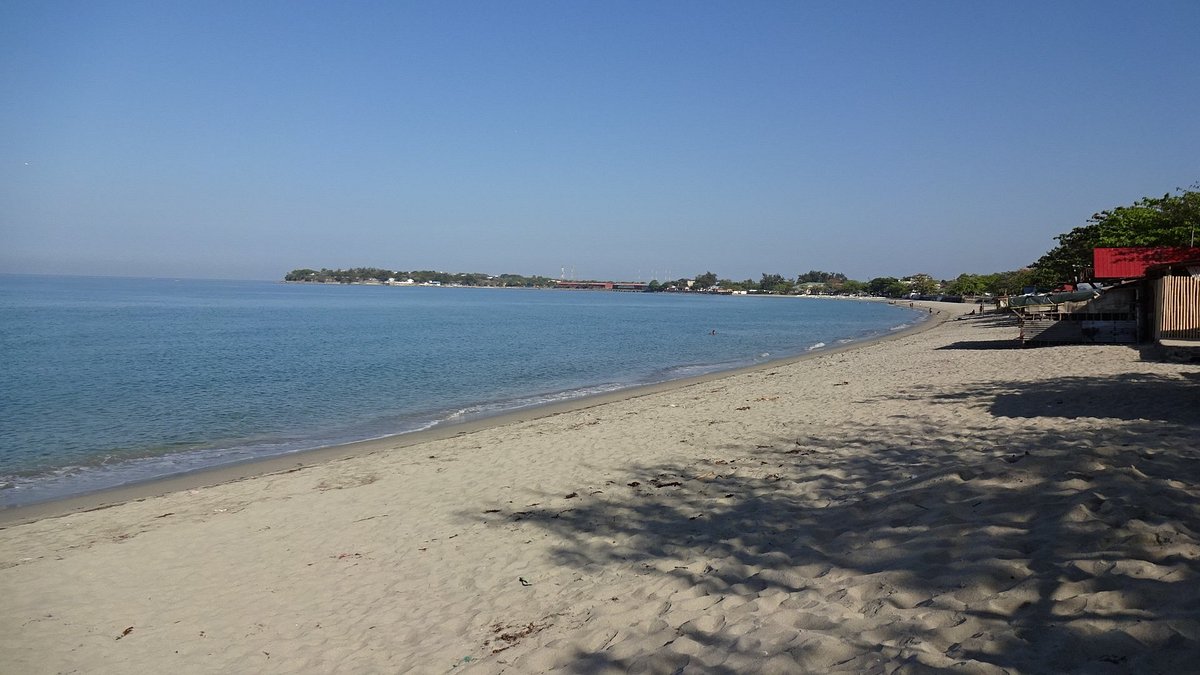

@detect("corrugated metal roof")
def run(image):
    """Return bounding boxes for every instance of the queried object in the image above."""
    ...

[1008,289,1100,307]
[1093,247,1200,279]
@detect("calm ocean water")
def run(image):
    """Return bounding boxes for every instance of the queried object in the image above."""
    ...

[0,275,922,507]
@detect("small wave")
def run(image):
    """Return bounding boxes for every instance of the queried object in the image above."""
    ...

[0,438,324,509]
[652,360,744,380]
[807,342,826,351]
[889,323,911,331]
[442,408,469,421]
[0,383,637,510]
[425,383,630,429]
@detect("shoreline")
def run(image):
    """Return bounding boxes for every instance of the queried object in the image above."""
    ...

[4,300,1196,673]
[0,302,954,527]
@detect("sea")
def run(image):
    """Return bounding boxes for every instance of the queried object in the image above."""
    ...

[0,275,924,508]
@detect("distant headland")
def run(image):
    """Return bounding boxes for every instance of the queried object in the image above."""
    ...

[285,184,1200,298]
[285,267,959,297]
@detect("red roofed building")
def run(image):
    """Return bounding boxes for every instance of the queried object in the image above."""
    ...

[1089,247,1200,349]
[1093,247,1200,280]
[1015,247,1199,347]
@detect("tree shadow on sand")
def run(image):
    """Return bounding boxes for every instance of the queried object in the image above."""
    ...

[468,374,1200,673]
[937,314,1027,350]
[936,339,1027,350]
[936,372,1200,425]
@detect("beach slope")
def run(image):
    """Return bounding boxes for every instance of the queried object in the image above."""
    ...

[2,309,1198,673]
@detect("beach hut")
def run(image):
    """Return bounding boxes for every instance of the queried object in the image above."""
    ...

[1087,247,1200,354]
[1013,287,1138,344]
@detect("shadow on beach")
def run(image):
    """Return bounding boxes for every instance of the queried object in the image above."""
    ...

[938,314,1026,350]
[937,372,1200,426]
[936,339,1027,350]
[470,372,1200,672]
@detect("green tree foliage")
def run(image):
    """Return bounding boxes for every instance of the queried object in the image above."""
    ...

[494,273,555,287]
[1090,189,1199,247]
[1033,187,1199,284]
[795,270,854,294]
[284,268,320,281]
[839,279,867,295]
[694,271,719,289]
[1032,224,1102,284]
[907,273,939,295]
[866,277,899,296]
[984,269,1042,296]
[283,268,557,287]
[944,273,988,296]
[796,270,848,284]
[759,273,791,294]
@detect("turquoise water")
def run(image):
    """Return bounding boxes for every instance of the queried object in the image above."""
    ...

[0,275,922,507]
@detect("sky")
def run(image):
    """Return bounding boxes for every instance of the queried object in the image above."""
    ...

[2,1,1197,283]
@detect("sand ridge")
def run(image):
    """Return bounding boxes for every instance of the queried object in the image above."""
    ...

[1,307,1198,673]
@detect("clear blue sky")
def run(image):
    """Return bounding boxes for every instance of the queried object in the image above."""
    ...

[2,1,1197,282]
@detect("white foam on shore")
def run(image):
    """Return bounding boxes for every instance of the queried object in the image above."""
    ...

[437,382,629,426]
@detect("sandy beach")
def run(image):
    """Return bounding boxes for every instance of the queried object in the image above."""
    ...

[2,303,1198,673]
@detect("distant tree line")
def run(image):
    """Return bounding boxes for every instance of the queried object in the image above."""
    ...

[661,183,1195,298]
[283,266,981,298]
[284,268,557,287]
[285,184,1197,299]
[647,270,937,298]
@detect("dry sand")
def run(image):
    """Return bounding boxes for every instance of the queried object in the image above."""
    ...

[2,304,1198,673]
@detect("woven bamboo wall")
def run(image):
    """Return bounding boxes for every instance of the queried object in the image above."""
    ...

[1155,276,1200,340]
